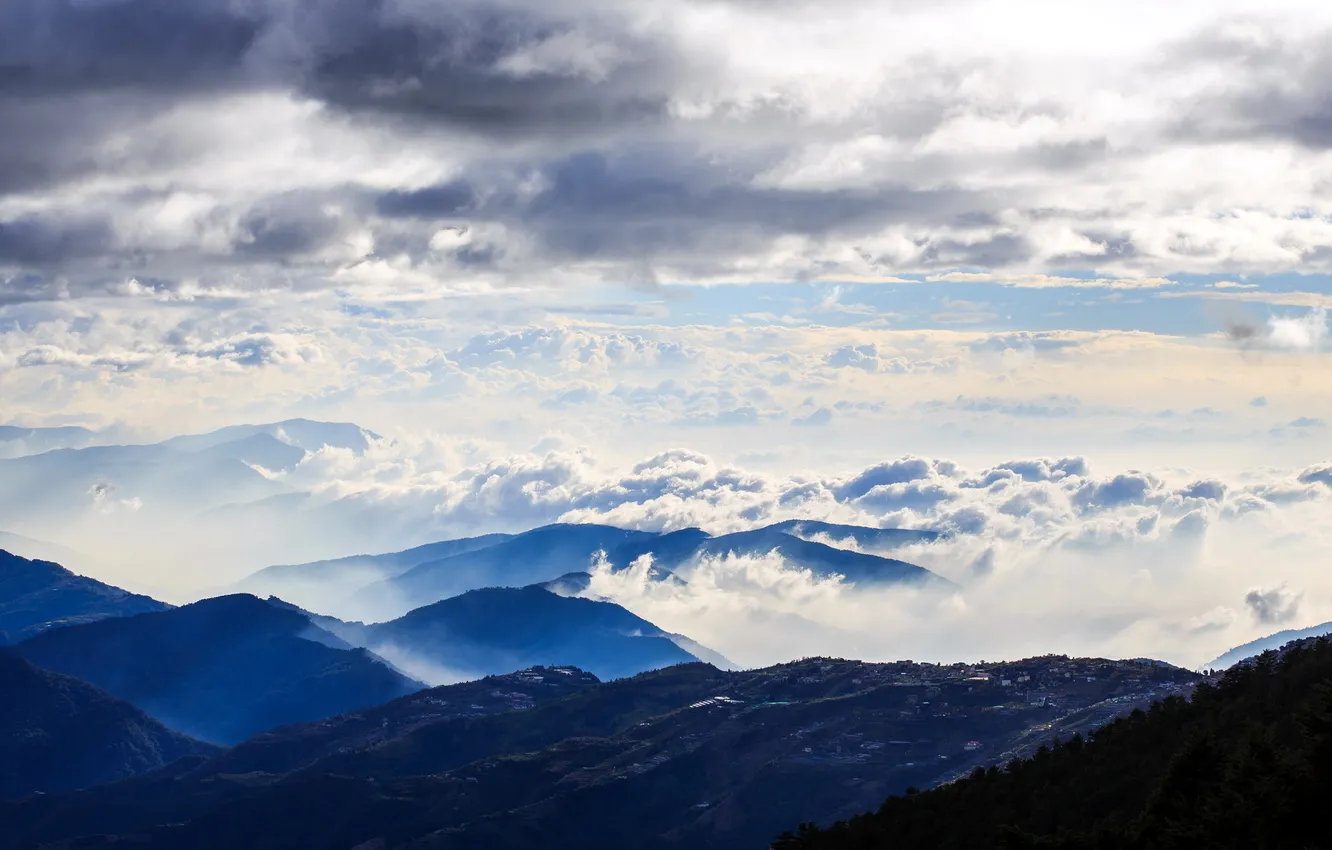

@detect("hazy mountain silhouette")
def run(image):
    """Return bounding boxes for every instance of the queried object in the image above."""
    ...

[320,521,951,617]
[0,425,97,458]
[0,419,378,531]
[0,652,217,800]
[158,419,376,455]
[1206,619,1332,669]
[11,594,423,744]
[0,550,168,645]
[363,585,712,681]
[689,526,950,587]
[763,519,942,551]
[366,524,657,613]
[238,533,516,604]
[0,532,90,570]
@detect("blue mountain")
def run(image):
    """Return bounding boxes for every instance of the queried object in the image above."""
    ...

[362,585,709,682]
[324,520,951,617]
[11,594,423,744]
[366,524,658,613]
[237,532,516,601]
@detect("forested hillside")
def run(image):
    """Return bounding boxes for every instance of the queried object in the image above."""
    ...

[773,638,1332,850]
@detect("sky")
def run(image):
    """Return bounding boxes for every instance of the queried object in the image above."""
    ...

[1,0,1331,668]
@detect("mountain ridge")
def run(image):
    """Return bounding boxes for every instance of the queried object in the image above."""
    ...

[248,519,953,620]
[0,549,169,645]
[1205,619,1332,669]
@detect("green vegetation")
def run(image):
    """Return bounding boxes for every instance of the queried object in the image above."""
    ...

[773,638,1332,850]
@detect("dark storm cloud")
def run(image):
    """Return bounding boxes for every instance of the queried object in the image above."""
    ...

[297,5,676,134]
[375,182,477,218]
[0,215,115,265]
[0,273,70,307]
[1244,585,1302,625]
[0,0,681,129]
[234,196,351,259]
[516,149,990,258]
[0,0,262,94]
[0,0,684,198]
[918,234,1031,268]
[1164,28,1332,149]
[4,0,1332,298]
[0,94,178,193]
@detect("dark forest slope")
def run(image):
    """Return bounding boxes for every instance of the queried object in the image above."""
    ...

[773,638,1332,850]
[0,652,216,800]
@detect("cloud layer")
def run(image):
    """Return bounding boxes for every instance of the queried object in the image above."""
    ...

[9,0,1332,305]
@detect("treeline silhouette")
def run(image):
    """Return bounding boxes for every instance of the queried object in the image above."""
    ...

[774,639,1332,850]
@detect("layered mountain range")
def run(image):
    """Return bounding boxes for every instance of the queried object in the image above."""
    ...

[242,519,951,621]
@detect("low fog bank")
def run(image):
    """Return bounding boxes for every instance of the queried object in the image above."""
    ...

[582,500,1332,671]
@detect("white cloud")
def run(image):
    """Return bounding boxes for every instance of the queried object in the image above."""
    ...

[1268,308,1328,351]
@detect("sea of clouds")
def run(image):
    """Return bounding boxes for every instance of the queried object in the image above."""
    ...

[7,423,1326,670]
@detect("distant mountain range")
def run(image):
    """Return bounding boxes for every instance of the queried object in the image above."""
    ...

[0,425,97,458]
[0,547,729,735]
[0,652,217,800]
[1206,620,1332,669]
[0,531,88,569]
[0,418,374,529]
[0,550,168,644]
[245,519,951,620]
[240,532,515,602]
[10,594,423,744]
